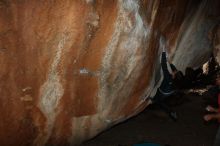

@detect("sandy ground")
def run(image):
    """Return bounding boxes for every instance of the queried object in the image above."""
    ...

[81,92,219,146]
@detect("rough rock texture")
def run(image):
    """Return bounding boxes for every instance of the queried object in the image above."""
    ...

[0,0,219,146]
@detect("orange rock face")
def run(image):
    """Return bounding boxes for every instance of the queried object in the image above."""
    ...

[0,0,219,145]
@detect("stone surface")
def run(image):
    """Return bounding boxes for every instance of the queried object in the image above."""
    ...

[0,0,219,145]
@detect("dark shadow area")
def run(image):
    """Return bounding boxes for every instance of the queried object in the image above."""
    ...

[81,91,218,146]
[81,56,220,146]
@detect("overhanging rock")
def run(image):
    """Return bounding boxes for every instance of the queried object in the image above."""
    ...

[0,0,219,145]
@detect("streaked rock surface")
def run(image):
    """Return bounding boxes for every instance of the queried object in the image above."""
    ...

[0,0,219,145]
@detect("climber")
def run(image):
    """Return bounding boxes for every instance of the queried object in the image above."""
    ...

[147,37,178,121]
[152,52,176,103]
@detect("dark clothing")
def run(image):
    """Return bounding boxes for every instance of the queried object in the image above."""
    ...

[150,52,177,121]
[173,71,185,89]
[152,52,175,103]
[159,52,175,95]
[170,63,177,72]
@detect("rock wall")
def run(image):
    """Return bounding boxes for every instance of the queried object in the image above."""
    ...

[0,0,219,145]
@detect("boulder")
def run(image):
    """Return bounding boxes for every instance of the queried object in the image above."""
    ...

[0,0,219,145]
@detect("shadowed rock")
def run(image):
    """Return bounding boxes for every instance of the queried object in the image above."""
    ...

[0,0,219,145]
